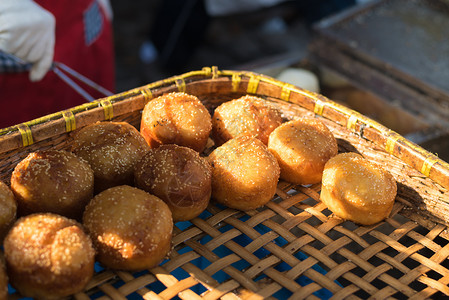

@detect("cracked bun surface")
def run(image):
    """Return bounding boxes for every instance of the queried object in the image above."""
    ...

[320,152,397,225]
[135,144,211,221]
[268,118,338,185]
[140,92,212,152]
[208,135,280,211]
[10,150,94,220]
[83,185,173,271]
[71,121,150,193]
[212,95,283,146]
[4,213,95,299]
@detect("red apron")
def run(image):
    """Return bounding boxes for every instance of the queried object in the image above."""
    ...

[0,0,115,128]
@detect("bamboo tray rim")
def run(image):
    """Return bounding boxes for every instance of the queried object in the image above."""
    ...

[1,66,448,191]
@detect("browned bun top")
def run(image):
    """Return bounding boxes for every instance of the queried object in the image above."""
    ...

[4,213,95,299]
[71,121,150,192]
[272,118,338,162]
[134,144,211,221]
[267,117,338,184]
[82,185,173,271]
[208,134,280,210]
[4,213,95,273]
[322,152,397,207]
[140,92,212,152]
[10,149,94,219]
[209,134,280,187]
[212,95,283,146]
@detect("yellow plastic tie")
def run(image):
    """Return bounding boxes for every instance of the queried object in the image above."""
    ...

[17,124,33,147]
[247,75,259,94]
[62,110,76,132]
[211,66,219,79]
[232,73,241,92]
[281,84,292,101]
[202,66,211,76]
[314,100,325,116]
[175,77,186,93]
[141,88,153,101]
[347,114,358,131]
[100,98,114,120]
[385,134,400,154]
[421,155,438,177]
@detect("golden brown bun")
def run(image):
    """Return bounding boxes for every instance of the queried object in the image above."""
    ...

[208,135,280,211]
[212,95,283,146]
[0,181,16,241]
[320,152,397,225]
[71,121,150,193]
[83,185,173,271]
[140,92,212,152]
[10,150,93,220]
[0,253,8,300]
[135,144,211,221]
[268,118,338,185]
[4,213,95,299]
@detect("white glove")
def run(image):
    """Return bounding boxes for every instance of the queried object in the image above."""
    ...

[0,0,55,81]
[97,0,113,21]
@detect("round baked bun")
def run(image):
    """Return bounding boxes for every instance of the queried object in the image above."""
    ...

[212,95,283,146]
[10,150,94,220]
[83,185,173,271]
[208,135,280,211]
[4,213,95,299]
[320,152,397,225]
[72,121,150,193]
[140,92,212,152]
[0,181,16,241]
[135,144,211,221]
[268,118,338,185]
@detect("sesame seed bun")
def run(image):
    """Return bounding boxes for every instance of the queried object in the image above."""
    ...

[320,152,397,225]
[135,144,211,221]
[208,135,280,211]
[212,95,283,146]
[71,122,150,194]
[268,118,338,185]
[10,150,93,220]
[140,92,212,152]
[83,185,173,271]
[4,213,95,299]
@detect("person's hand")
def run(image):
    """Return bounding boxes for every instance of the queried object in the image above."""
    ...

[0,0,55,81]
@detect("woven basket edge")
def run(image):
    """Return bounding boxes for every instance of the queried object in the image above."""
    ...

[0,67,448,191]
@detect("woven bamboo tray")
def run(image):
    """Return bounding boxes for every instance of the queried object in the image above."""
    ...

[1,67,449,299]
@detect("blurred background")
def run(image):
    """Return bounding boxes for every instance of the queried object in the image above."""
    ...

[111,0,343,91]
[110,0,449,160]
